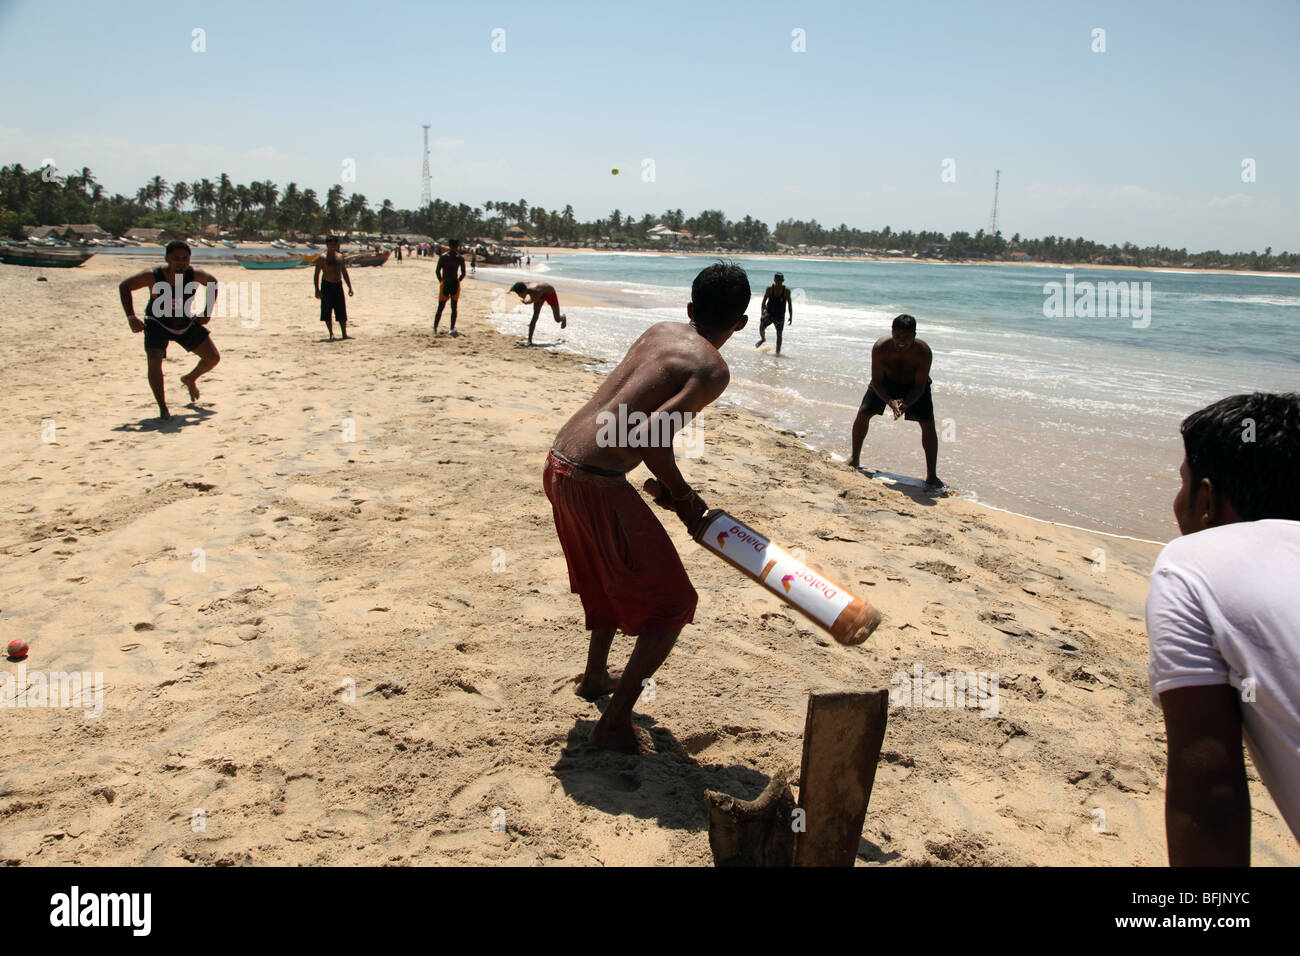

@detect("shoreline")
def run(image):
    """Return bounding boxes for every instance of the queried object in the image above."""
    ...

[520,245,1300,280]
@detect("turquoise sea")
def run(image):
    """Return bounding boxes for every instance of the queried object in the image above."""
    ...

[484,253,1300,542]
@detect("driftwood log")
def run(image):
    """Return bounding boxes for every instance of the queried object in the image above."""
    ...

[704,689,889,867]
[704,769,797,867]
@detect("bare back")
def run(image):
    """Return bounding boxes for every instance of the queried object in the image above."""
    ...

[553,322,729,472]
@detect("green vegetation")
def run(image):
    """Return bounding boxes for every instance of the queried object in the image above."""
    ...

[2,162,1296,272]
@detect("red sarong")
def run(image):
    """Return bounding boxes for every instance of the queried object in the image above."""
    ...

[543,450,697,635]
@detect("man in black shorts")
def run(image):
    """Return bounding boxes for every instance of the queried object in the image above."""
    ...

[435,238,466,336]
[119,240,221,420]
[756,272,792,354]
[849,314,943,490]
[315,236,353,341]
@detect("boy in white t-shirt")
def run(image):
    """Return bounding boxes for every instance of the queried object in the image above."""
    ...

[1147,391,1300,865]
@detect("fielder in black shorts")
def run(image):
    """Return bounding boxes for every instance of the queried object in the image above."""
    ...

[118,240,221,420]
[849,314,943,490]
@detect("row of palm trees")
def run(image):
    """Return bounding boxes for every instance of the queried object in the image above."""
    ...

[129,172,390,234]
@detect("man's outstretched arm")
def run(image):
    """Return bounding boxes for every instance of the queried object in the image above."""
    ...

[1161,684,1250,866]
[641,365,729,531]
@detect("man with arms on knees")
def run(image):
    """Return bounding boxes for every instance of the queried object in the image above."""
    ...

[543,262,750,755]
[849,314,942,490]
[119,240,221,420]
[510,280,566,346]
[314,236,353,341]
[756,272,792,354]
[435,238,467,336]
[1146,392,1300,865]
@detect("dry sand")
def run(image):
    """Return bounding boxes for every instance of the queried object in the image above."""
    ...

[0,255,1295,866]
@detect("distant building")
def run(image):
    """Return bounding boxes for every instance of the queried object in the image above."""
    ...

[62,223,111,242]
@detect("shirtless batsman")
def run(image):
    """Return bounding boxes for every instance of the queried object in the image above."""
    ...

[543,262,750,754]
[315,236,353,341]
[849,313,944,490]
[435,238,467,336]
[510,280,566,345]
[756,272,792,354]
[119,240,221,420]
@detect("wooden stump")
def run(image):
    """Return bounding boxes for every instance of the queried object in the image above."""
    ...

[793,689,890,866]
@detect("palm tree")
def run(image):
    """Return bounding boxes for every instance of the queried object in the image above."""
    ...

[217,174,235,227]
[148,175,168,211]
[170,181,191,212]
[324,185,344,232]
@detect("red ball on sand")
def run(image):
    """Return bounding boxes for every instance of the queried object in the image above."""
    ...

[7,639,28,660]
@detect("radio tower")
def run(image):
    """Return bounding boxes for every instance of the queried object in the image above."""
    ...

[420,124,432,209]
[988,168,1000,236]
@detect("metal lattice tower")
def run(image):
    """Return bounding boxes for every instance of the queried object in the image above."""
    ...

[989,169,1000,236]
[421,124,432,208]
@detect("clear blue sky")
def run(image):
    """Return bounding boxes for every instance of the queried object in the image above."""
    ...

[2,0,1296,252]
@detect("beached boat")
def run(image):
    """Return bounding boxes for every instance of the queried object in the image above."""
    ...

[234,255,310,270]
[300,253,321,264]
[346,250,391,267]
[0,245,95,268]
[220,239,237,248]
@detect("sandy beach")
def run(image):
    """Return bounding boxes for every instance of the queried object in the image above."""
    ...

[1,255,1295,866]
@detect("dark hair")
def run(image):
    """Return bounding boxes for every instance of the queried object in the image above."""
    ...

[510,282,526,294]
[448,237,460,246]
[165,240,190,256]
[691,260,750,331]
[1181,392,1300,521]
[326,235,341,243]
[892,314,917,335]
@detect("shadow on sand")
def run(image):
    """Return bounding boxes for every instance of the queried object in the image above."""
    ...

[553,713,778,833]
[852,467,948,508]
[113,405,216,433]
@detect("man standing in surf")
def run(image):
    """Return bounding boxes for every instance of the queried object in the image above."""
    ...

[510,280,566,345]
[543,262,750,755]
[756,272,792,354]
[849,314,944,491]
[118,240,221,420]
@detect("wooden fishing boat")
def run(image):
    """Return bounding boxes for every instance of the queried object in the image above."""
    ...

[234,255,310,270]
[300,253,321,264]
[346,249,391,267]
[0,245,94,268]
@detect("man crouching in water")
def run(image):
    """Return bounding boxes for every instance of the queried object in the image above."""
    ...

[543,262,750,754]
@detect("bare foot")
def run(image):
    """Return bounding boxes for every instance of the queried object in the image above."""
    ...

[559,315,567,329]
[925,476,946,491]
[341,332,349,340]
[180,375,199,402]
[574,668,623,701]
[158,407,171,420]
[588,722,656,756]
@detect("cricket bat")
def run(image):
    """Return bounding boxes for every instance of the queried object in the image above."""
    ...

[692,509,882,646]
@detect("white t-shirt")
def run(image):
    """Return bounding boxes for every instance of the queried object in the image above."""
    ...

[1147,519,1300,842]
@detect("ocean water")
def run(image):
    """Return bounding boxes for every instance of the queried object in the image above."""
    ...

[485,254,1300,542]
